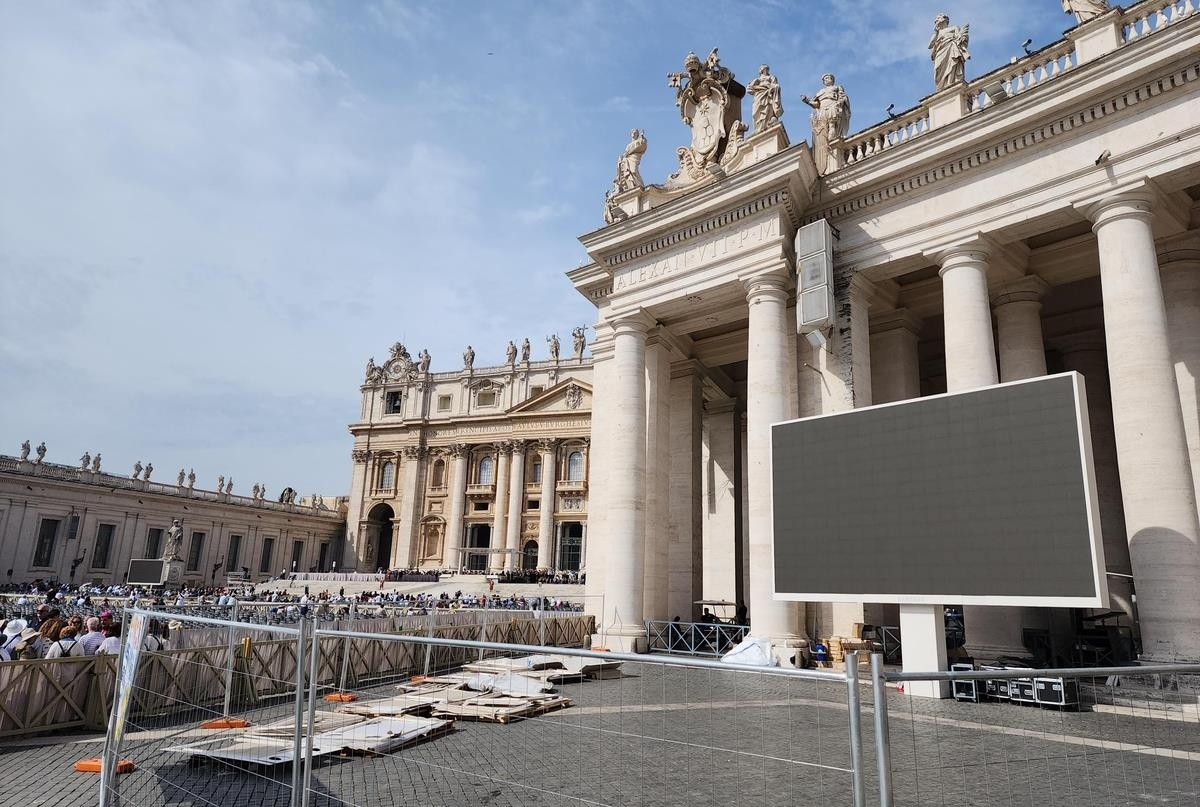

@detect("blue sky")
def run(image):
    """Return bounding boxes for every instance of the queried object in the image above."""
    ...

[0,0,1073,496]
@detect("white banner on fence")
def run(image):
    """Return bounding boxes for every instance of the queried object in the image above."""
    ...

[110,612,147,748]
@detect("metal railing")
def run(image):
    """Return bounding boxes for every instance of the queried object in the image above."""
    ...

[646,619,749,657]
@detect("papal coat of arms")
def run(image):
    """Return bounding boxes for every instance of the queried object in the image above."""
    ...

[667,49,745,186]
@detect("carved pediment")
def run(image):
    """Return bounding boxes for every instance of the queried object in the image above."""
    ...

[509,379,593,415]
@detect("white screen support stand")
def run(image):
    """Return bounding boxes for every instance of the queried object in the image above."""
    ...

[899,604,950,698]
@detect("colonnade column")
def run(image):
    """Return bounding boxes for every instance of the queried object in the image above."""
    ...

[1087,192,1200,661]
[395,446,425,569]
[1159,242,1200,513]
[603,314,651,646]
[503,441,527,571]
[965,276,1050,659]
[643,335,671,622]
[490,443,511,573]
[535,439,558,570]
[445,444,469,571]
[744,270,800,651]
[869,309,923,405]
[938,244,999,390]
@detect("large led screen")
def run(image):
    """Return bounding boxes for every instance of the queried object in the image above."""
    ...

[771,372,1107,606]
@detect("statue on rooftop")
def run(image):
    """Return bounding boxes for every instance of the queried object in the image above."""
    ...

[667,48,737,179]
[80,451,91,471]
[547,333,560,361]
[801,73,852,176]
[389,342,411,362]
[572,326,587,360]
[520,338,531,363]
[225,478,233,494]
[614,129,647,193]
[929,13,970,90]
[463,345,475,370]
[187,468,196,489]
[19,440,30,461]
[178,468,186,486]
[365,357,380,384]
[92,453,101,473]
[217,474,225,492]
[1062,0,1109,23]
[746,65,783,133]
[34,442,46,464]
[418,349,431,374]
[133,460,143,480]
[506,340,518,366]
[144,462,154,480]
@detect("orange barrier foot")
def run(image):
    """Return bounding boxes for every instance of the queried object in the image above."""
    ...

[324,693,358,703]
[201,718,250,729]
[75,758,135,774]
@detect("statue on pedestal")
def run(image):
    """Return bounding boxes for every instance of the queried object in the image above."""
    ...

[80,452,91,471]
[746,64,783,132]
[92,453,102,473]
[19,441,30,461]
[144,462,154,480]
[614,129,647,192]
[133,461,143,480]
[187,469,196,489]
[929,13,970,90]
[418,349,431,374]
[225,478,233,495]
[547,333,560,361]
[572,327,587,360]
[667,48,740,184]
[800,73,851,176]
[463,345,475,370]
[506,340,518,366]
[163,519,184,562]
[1063,0,1109,23]
[34,442,46,464]
[217,474,225,492]
[365,357,380,384]
[520,338,531,363]
[177,468,186,486]
[252,483,260,499]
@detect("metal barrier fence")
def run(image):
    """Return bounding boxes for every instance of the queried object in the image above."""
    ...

[645,618,749,657]
[99,608,861,807]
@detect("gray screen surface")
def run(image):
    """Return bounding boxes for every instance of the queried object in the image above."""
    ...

[127,559,165,586]
[772,373,1101,603]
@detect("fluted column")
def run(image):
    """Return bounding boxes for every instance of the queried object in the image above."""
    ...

[643,336,671,622]
[504,440,527,571]
[535,439,557,570]
[445,444,469,570]
[744,270,800,648]
[490,443,511,573]
[938,244,999,390]
[1087,192,1200,661]
[1160,243,1200,514]
[603,314,651,645]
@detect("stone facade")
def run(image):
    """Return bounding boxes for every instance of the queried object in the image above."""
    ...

[0,457,345,586]
[346,348,593,574]
[573,5,1200,665]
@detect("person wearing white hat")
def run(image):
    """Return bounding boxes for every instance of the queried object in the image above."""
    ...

[1,618,28,660]
[11,627,44,660]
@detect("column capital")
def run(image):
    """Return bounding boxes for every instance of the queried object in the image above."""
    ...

[447,443,470,458]
[1079,190,1154,230]
[869,307,923,336]
[536,438,559,453]
[509,439,529,453]
[929,238,991,275]
[742,270,790,302]
[991,274,1050,308]
[493,440,512,453]
[609,310,655,337]
[401,445,427,460]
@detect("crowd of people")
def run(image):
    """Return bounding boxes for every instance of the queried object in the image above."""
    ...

[0,600,171,662]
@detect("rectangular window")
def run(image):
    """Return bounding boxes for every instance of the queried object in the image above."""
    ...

[530,385,544,397]
[472,502,489,512]
[66,514,81,541]
[186,531,206,572]
[259,537,275,573]
[33,518,61,567]
[528,499,540,511]
[477,390,496,407]
[437,395,452,412]
[291,540,304,572]
[386,391,403,413]
[92,524,116,569]
[145,528,164,559]
[227,534,243,571]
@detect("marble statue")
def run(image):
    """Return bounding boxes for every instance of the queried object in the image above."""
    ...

[418,349,431,374]
[1063,0,1109,22]
[463,345,475,369]
[92,453,102,473]
[801,73,852,176]
[667,48,737,180]
[257,483,265,500]
[614,129,647,192]
[547,333,560,361]
[603,190,629,225]
[19,440,30,461]
[218,475,225,492]
[929,13,970,90]
[365,357,378,384]
[163,519,184,561]
[252,483,260,499]
[34,442,46,464]
[177,468,186,486]
[389,342,411,362]
[225,478,233,494]
[80,452,91,471]
[187,469,196,488]
[133,461,143,480]
[572,326,587,360]
[144,462,153,480]
[506,340,518,365]
[520,338,531,363]
[746,65,783,132]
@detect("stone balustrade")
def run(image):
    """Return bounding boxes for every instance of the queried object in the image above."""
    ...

[834,0,1195,172]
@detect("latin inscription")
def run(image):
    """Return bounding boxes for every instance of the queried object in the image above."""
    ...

[612,216,781,293]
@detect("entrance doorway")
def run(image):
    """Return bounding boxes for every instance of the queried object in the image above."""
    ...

[466,524,491,572]
[521,541,538,570]
[366,503,395,570]
[559,522,583,571]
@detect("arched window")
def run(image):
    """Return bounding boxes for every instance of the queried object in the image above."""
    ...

[431,459,446,488]
[379,461,395,490]
[567,451,584,481]
[478,456,494,485]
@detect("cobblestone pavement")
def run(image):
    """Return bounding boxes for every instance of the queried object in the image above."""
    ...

[3,664,1199,807]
